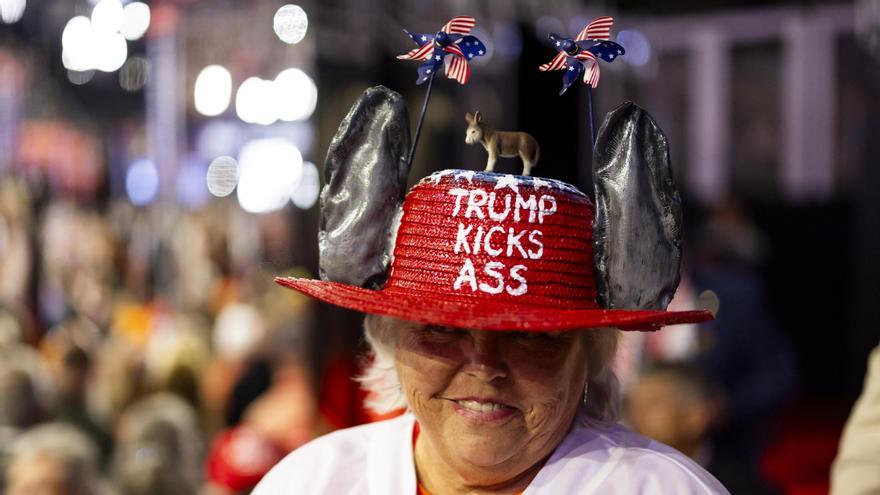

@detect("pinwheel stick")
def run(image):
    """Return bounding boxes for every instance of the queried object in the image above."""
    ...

[587,86,596,147]
[407,71,437,170]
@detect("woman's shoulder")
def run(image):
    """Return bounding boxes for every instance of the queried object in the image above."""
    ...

[529,424,730,495]
[251,414,414,495]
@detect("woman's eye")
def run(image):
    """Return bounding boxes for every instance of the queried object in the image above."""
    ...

[425,325,457,335]
[511,331,567,341]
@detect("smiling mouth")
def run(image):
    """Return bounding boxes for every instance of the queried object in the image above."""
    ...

[450,399,516,413]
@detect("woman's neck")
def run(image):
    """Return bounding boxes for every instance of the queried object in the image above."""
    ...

[413,431,546,495]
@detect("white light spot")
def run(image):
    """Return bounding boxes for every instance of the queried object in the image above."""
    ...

[273,4,308,44]
[290,161,319,209]
[62,16,95,72]
[236,139,303,213]
[195,65,232,117]
[0,0,26,24]
[125,158,159,206]
[274,68,317,121]
[93,31,127,72]
[206,156,239,197]
[91,0,123,34]
[121,2,150,40]
[235,77,278,125]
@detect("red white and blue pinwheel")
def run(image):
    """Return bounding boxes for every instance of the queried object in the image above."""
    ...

[539,16,625,95]
[398,16,486,85]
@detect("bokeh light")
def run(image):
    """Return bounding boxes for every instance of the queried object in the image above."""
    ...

[120,1,150,40]
[290,161,320,209]
[61,14,128,73]
[62,16,95,72]
[91,0,123,35]
[236,139,302,214]
[235,77,278,126]
[206,155,239,197]
[67,69,95,85]
[273,4,308,44]
[177,159,210,209]
[93,31,127,72]
[125,158,160,206]
[535,16,565,41]
[0,0,26,24]
[274,68,317,122]
[194,65,232,117]
[119,56,149,92]
[617,29,652,66]
[493,22,522,60]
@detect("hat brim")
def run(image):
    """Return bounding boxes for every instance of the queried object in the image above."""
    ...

[276,277,714,332]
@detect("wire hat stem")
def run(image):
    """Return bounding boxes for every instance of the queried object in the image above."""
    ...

[407,71,436,170]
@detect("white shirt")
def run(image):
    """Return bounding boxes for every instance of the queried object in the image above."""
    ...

[253,414,729,494]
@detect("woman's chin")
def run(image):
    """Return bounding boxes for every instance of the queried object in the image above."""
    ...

[445,422,524,469]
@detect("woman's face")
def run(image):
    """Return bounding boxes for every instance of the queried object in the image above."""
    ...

[394,321,589,479]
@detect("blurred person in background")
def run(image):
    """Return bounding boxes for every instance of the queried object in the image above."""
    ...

[4,422,107,495]
[626,361,720,464]
[111,393,204,495]
[0,343,54,444]
[831,341,880,494]
[691,197,797,492]
[204,292,319,494]
[39,317,113,462]
[0,178,33,311]
[201,301,270,432]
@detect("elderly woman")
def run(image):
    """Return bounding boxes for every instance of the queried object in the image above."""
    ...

[254,89,729,493]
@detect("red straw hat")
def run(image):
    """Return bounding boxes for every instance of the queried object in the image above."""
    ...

[276,170,712,332]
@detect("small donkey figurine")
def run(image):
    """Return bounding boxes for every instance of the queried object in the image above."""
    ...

[465,111,540,176]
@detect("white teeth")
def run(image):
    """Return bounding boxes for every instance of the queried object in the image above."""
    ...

[456,400,508,413]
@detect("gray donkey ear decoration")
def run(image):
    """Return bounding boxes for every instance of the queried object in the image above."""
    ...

[319,86,412,289]
[592,101,683,312]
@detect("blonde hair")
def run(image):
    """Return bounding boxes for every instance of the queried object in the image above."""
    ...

[358,315,621,427]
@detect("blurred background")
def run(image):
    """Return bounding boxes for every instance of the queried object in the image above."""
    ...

[0,0,878,494]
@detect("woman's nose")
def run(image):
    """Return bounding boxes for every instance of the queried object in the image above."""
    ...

[463,331,509,382]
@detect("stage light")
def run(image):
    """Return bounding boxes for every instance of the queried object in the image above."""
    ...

[274,4,308,44]
[121,1,150,40]
[236,139,302,213]
[195,65,232,117]
[274,68,317,122]
[126,158,159,206]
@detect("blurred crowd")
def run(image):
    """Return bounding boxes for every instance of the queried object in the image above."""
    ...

[0,172,362,495]
[0,169,802,494]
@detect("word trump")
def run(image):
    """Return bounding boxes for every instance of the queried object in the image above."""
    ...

[447,187,557,296]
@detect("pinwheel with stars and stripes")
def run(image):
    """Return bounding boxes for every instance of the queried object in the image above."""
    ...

[398,15,487,173]
[398,16,487,85]
[539,16,625,95]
